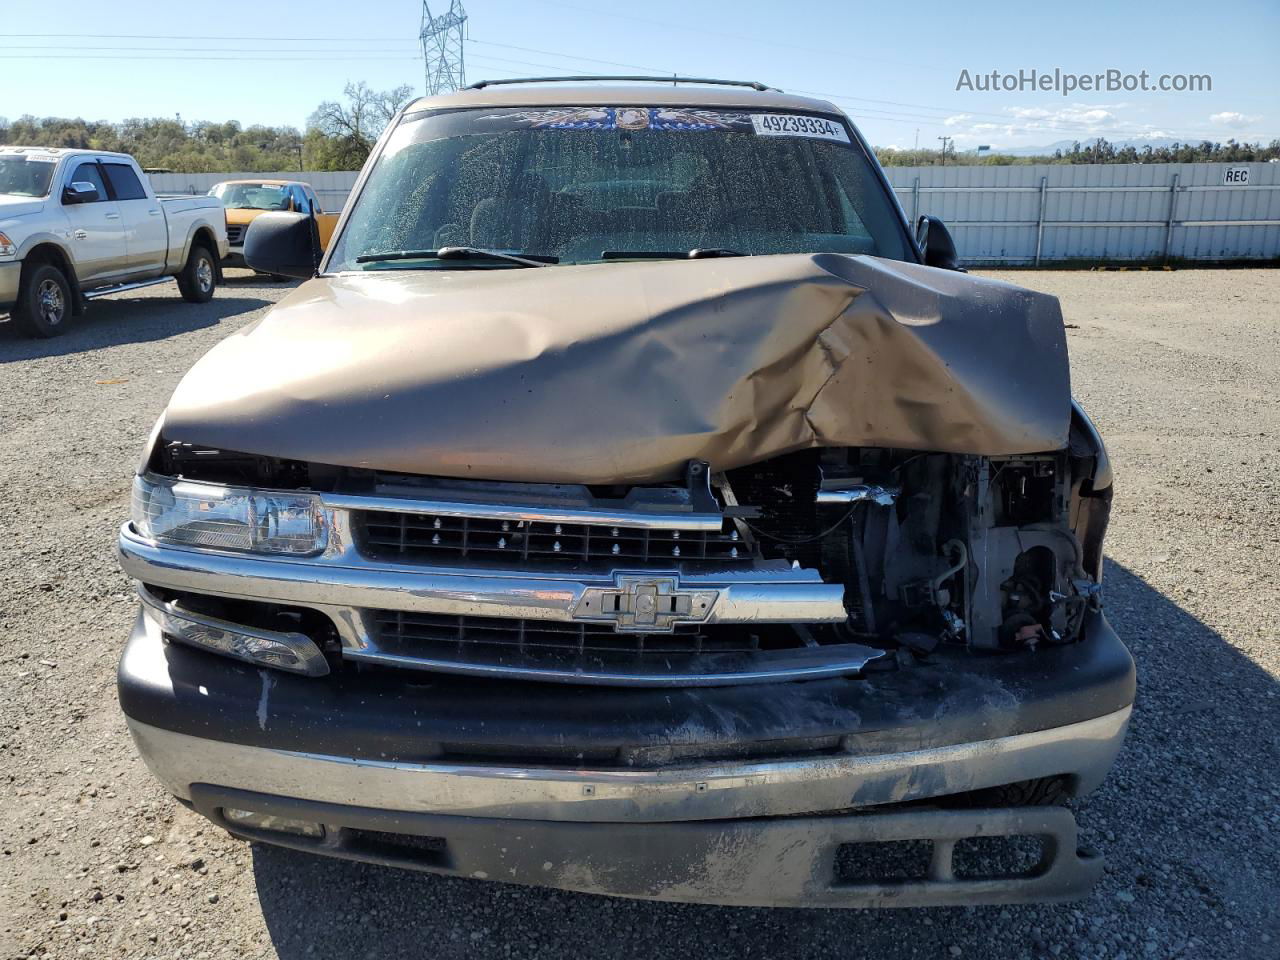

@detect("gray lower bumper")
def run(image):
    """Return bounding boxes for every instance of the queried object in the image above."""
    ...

[191,784,1104,908]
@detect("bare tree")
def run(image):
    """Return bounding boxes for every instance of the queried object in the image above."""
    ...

[307,81,415,167]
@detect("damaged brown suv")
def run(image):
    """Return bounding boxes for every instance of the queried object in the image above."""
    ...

[117,78,1132,908]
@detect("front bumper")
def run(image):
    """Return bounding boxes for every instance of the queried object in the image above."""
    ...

[0,260,20,311]
[119,606,1134,905]
[188,784,1106,908]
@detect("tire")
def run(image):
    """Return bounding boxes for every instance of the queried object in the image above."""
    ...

[177,245,216,303]
[13,263,72,338]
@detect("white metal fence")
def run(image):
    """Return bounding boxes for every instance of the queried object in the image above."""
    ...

[149,162,1280,265]
[885,162,1280,264]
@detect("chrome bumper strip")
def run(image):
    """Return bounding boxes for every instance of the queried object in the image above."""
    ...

[341,641,888,687]
[126,706,1132,823]
[117,523,848,628]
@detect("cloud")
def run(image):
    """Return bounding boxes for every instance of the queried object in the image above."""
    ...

[940,102,1158,146]
[1066,108,1114,124]
[1005,105,1117,127]
[1210,111,1260,129]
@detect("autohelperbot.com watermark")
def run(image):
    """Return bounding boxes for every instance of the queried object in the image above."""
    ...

[956,68,1211,96]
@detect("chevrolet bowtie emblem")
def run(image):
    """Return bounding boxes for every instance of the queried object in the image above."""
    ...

[573,574,719,633]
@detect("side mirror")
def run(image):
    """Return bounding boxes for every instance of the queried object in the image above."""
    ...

[63,181,101,204]
[914,214,963,271]
[244,211,321,279]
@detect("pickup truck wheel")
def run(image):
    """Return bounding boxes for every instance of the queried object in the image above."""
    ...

[177,245,216,303]
[14,264,72,338]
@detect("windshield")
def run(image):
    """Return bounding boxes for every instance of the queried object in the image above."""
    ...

[328,105,910,270]
[0,154,57,198]
[210,182,291,210]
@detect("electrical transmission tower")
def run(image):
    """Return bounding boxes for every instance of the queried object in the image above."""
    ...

[421,1,468,95]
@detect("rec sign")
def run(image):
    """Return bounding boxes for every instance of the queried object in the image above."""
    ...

[1223,166,1250,186]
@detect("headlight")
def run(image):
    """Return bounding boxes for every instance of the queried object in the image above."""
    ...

[0,231,16,259]
[131,474,327,555]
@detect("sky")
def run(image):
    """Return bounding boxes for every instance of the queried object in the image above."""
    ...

[2,0,1277,150]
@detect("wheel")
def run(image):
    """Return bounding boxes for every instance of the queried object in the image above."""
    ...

[177,245,216,303]
[14,263,72,338]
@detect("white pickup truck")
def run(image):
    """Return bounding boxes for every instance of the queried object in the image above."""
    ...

[0,147,228,337]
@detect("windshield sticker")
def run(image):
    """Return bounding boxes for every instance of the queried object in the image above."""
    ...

[750,114,850,143]
[23,153,61,164]
[490,107,755,132]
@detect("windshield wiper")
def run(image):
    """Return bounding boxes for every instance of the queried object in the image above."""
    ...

[600,248,745,261]
[356,247,557,267]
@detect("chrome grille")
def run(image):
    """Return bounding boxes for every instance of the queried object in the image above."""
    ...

[226,224,245,245]
[359,610,883,686]
[357,511,748,567]
[373,611,764,656]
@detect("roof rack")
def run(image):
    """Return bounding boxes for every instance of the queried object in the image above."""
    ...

[464,75,778,92]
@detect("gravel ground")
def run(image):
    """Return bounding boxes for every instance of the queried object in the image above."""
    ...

[1,268,1277,960]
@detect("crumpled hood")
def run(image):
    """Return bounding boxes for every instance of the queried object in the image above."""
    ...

[162,253,1071,484]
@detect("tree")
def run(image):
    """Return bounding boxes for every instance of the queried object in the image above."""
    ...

[305,81,414,170]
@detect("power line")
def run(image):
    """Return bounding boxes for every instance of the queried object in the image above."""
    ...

[463,51,1222,141]
[2,32,414,42]
[532,0,915,69]
[466,38,674,74]
[2,44,420,53]
[0,29,1237,143]
[0,53,422,61]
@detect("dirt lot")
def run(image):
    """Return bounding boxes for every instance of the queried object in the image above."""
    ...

[1,268,1277,960]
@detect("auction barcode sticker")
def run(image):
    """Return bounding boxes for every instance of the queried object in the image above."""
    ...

[751,114,850,143]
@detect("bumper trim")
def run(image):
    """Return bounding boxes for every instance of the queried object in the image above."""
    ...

[192,784,1104,907]
[127,705,1130,823]
[117,522,847,632]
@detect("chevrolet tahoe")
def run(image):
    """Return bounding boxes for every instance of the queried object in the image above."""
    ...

[116,78,1132,908]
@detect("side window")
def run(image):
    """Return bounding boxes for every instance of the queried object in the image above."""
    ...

[102,163,148,201]
[67,162,108,202]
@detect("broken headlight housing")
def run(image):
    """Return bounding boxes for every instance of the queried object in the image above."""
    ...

[131,474,327,556]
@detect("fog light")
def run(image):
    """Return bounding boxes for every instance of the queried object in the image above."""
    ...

[139,587,329,677]
[223,808,325,838]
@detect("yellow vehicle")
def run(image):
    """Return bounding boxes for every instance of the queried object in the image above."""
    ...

[208,179,338,271]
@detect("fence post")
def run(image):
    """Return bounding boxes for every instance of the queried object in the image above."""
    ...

[1167,171,1182,263]
[911,176,920,224]
[1034,176,1048,266]
[1167,174,1182,264]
